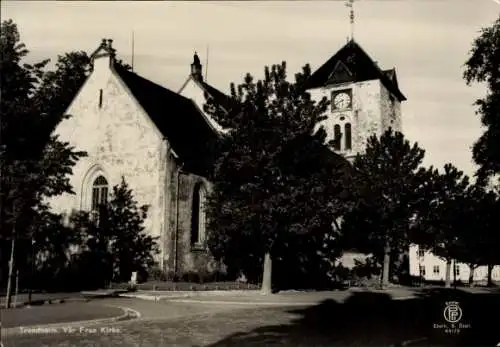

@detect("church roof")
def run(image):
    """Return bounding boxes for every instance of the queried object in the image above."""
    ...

[113,63,218,175]
[178,74,238,116]
[306,40,406,101]
[199,81,239,115]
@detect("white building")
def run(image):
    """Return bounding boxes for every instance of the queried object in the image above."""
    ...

[409,244,500,283]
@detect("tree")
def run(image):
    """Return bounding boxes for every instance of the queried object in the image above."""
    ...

[471,186,500,286]
[63,179,158,289]
[99,177,159,283]
[205,62,351,293]
[1,20,134,302]
[453,184,486,286]
[341,129,429,288]
[463,15,500,183]
[0,19,86,307]
[415,164,473,288]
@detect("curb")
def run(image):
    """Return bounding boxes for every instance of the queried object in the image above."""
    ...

[167,298,328,306]
[119,291,419,304]
[118,289,260,302]
[2,305,140,337]
[119,293,191,302]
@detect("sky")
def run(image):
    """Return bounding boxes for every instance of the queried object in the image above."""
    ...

[3,0,499,177]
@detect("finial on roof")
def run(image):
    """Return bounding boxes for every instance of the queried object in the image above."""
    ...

[107,39,113,49]
[193,51,201,66]
[101,38,107,47]
[345,0,355,41]
[191,51,203,82]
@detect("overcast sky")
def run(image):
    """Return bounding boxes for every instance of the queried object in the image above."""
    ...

[3,1,499,177]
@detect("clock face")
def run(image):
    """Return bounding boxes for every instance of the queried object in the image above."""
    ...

[333,92,351,110]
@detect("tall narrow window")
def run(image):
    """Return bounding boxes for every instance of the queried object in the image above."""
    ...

[419,265,426,277]
[333,124,342,151]
[99,89,103,108]
[191,183,206,247]
[91,176,108,212]
[345,123,352,150]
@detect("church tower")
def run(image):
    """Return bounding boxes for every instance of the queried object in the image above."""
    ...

[306,39,406,161]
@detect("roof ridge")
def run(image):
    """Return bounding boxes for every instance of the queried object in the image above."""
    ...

[114,63,194,103]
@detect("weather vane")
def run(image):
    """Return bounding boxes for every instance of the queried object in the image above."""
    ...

[345,0,355,41]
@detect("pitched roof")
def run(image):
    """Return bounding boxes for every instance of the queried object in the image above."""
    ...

[306,40,406,101]
[178,75,239,116]
[113,63,218,175]
[198,80,239,114]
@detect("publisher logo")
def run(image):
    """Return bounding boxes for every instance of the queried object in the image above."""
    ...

[443,301,462,324]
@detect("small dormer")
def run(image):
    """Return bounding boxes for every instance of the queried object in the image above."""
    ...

[191,52,203,82]
[90,38,116,73]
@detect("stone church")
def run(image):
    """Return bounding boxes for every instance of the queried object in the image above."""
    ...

[48,38,405,276]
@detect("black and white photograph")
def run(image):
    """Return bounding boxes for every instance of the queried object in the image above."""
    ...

[1,1,500,346]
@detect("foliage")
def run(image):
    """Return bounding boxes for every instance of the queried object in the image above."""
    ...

[0,18,87,301]
[204,62,351,289]
[86,178,159,283]
[415,164,471,262]
[464,186,500,270]
[26,179,159,291]
[463,15,500,182]
[0,19,135,292]
[0,19,84,241]
[340,129,429,268]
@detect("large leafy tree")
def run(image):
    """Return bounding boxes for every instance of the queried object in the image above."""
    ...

[204,62,351,293]
[464,15,500,183]
[470,186,500,286]
[341,129,430,287]
[415,164,472,287]
[1,20,134,302]
[0,19,87,306]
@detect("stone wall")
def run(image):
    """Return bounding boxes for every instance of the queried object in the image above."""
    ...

[380,83,403,133]
[308,80,387,157]
[165,161,218,275]
[48,55,167,265]
[352,80,383,154]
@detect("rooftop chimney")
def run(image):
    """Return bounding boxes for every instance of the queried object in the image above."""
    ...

[191,51,203,82]
[90,38,116,72]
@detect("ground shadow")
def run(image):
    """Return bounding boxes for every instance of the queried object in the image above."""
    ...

[207,288,500,347]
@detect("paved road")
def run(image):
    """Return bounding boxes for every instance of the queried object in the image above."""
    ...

[2,288,499,347]
[0,292,85,306]
[1,301,124,328]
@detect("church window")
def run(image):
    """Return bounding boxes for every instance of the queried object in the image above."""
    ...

[419,265,426,276]
[333,124,342,151]
[99,89,103,108]
[345,123,352,150]
[191,183,206,247]
[91,175,108,212]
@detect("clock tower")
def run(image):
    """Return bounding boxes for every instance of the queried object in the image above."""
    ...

[306,39,406,161]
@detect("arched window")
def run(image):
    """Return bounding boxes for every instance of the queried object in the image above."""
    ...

[191,183,206,247]
[345,123,352,150]
[91,176,108,212]
[333,124,342,151]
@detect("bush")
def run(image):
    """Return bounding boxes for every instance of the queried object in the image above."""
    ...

[146,265,167,282]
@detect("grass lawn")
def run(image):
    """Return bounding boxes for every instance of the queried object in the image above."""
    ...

[3,289,499,347]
